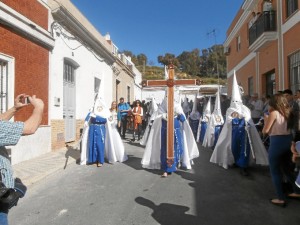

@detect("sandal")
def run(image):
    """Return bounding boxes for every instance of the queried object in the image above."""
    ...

[287,193,300,199]
[270,199,286,208]
[161,172,168,178]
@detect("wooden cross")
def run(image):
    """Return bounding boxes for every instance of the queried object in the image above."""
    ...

[142,64,201,166]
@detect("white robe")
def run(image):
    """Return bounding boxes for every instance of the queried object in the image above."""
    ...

[210,106,268,169]
[80,115,128,165]
[141,114,199,170]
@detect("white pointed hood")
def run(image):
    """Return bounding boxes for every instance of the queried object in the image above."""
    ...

[212,91,224,125]
[202,97,211,122]
[149,98,159,120]
[92,97,111,118]
[164,65,169,80]
[158,94,167,114]
[190,94,201,120]
[230,71,243,113]
[204,97,211,115]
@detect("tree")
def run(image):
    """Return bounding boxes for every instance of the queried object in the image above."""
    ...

[177,49,201,76]
[157,53,179,67]
[137,54,147,66]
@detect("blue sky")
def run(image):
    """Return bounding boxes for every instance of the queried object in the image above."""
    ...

[71,0,244,65]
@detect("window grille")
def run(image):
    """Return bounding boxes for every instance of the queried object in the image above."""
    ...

[0,60,8,113]
[286,0,298,18]
[289,51,300,93]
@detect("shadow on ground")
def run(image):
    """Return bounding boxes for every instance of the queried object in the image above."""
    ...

[135,197,198,225]
[64,144,81,169]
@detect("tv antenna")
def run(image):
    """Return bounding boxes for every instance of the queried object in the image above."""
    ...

[207,29,219,84]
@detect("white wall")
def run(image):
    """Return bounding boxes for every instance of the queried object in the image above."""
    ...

[11,126,51,165]
[132,66,142,100]
[141,89,166,104]
[49,24,114,120]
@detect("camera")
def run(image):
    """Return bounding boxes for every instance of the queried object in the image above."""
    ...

[20,96,30,104]
[24,97,30,104]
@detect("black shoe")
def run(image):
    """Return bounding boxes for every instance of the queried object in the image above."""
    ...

[240,168,249,176]
[131,139,135,142]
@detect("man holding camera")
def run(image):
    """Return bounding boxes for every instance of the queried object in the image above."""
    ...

[0,94,44,225]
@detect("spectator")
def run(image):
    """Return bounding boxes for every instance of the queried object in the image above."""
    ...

[262,94,296,207]
[0,94,44,225]
[283,89,299,136]
[262,95,271,114]
[117,97,130,139]
[131,100,143,141]
[250,93,264,124]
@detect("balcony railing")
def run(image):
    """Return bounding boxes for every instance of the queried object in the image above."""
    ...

[249,10,276,46]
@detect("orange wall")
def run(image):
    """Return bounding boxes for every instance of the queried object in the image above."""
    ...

[2,0,48,30]
[0,1,49,124]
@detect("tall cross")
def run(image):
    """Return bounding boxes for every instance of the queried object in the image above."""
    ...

[142,64,201,166]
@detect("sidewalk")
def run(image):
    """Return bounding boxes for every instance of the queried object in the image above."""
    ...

[12,142,81,186]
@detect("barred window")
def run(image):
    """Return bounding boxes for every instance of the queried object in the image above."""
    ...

[0,60,8,113]
[289,51,300,93]
[286,0,298,18]
[63,62,75,84]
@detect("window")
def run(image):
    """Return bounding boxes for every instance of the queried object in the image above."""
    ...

[289,51,300,93]
[266,71,276,96]
[236,35,241,52]
[0,60,8,113]
[286,0,298,18]
[63,62,75,84]
[248,77,254,96]
[127,86,130,103]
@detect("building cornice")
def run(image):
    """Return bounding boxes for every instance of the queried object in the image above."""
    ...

[50,3,115,65]
[0,2,55,50]
[282,10,300,34]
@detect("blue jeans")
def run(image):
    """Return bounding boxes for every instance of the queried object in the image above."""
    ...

[0,212,8,225]
[268,135,293,200]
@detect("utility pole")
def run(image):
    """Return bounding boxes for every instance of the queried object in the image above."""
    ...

[207,29,219,85]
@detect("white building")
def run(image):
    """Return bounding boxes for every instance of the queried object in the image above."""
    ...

[48,0,139,150]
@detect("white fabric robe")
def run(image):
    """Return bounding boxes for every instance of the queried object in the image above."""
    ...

[210,105,268,169]
[80,115,128,165]
[141,114,199,170]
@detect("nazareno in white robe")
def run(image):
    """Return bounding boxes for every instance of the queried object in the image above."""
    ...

[80,105,128,165]
[210,105,268,169]
[141,114,199,170]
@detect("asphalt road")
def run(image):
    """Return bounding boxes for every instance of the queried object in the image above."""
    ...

[9,135,300,225]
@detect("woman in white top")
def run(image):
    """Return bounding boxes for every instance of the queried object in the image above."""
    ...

[263,94,294,207]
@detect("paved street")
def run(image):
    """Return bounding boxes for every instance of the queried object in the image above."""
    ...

[10,134,300,225]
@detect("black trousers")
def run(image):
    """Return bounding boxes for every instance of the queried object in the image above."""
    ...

[118,116,128,138]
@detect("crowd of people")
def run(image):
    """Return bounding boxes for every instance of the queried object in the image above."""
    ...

[1,85,300,225]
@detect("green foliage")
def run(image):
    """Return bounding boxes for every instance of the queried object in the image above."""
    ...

[122,42,228,80]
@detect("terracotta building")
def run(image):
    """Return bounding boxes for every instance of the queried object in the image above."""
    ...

[0,0,54,164]
[224,0,300,97]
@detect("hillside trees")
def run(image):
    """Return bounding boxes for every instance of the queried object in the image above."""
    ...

[122,43,226,78]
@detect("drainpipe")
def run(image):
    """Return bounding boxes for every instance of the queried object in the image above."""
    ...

[277,0,284,90]
[256,52,260,96]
